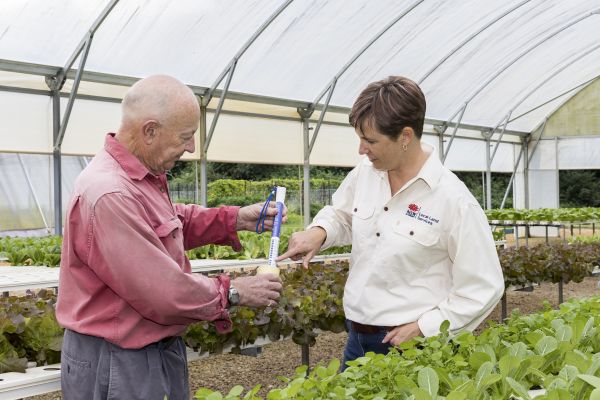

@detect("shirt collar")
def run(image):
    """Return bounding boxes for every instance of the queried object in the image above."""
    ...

[104,133,153,181]
[416,143,443,189]
[369,142,444,189]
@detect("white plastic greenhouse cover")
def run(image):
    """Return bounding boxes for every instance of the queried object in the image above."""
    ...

[2,0,600,234]
[2,0,600,135]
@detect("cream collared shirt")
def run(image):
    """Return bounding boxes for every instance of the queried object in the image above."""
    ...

[309,144,504,337]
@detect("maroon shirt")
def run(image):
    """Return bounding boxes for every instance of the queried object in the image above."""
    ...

[56,134,240,348]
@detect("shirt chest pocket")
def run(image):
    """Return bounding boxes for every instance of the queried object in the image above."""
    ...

[392,220,442,270]
[393,220,439,246]
[154,218,185,263]
[352,205,375,238]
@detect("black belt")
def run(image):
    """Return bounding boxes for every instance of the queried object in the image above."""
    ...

[350,321,394,334]
[158,336,178,347]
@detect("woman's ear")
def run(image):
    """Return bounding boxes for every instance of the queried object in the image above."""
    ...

[401,127,415,146]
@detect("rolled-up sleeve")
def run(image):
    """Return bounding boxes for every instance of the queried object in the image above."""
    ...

[88,193,231,327]
[309,167,358,249]
[174,203,242,252]
[417,201,505,337]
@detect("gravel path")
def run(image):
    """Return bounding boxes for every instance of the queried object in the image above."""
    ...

[24,275,600,399]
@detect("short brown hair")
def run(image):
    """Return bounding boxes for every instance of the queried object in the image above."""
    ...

[349,76,426,140]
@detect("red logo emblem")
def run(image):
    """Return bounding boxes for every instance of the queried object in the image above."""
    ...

[408,203,420,212]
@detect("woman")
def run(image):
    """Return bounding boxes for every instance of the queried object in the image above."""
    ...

[277,76,504,369]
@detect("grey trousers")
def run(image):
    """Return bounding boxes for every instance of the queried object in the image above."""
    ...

[61,329,189,400]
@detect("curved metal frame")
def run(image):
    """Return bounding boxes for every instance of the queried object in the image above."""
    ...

[418,0,533,85]
[199,0,294,205]
[490,41,600,163]
[48,0,119,235]
[441,8,600,163]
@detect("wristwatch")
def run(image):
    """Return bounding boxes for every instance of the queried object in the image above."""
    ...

[228,286,240,306]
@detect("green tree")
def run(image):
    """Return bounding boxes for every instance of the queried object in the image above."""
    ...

[559,170,600,207]
[454,171,513,209]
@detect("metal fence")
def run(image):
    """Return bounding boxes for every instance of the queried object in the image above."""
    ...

[168,183,338,211]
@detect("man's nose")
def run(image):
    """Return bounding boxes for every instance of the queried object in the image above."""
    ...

[185,137,195,153]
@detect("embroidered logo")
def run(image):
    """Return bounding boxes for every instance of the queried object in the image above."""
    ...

[408,203,419,212]
[405,203,440,226]
[406,203,420,217]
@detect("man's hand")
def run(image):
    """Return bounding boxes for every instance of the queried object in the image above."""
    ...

[236,201,288,231]
[231,274,282,308]
[382,321,422,346]
[277,227,327,269]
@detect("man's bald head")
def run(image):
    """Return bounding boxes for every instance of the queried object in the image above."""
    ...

[116,75,200,175]
[120,75,199,129]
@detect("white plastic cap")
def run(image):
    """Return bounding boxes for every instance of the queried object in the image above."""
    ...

[275,186,286,203]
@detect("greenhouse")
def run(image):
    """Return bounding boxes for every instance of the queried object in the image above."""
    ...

[1,0,600,399]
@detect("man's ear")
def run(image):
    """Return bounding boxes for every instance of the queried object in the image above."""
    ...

[141,120,159,145]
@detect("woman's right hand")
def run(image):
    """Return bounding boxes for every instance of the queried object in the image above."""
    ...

[277,227,327,269]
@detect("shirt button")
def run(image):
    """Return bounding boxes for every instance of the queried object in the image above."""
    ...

[409,231,414,236]
[353,208,358,212]
[384,207,389,211]
[159,187,165,193]
[376,232,380,237]
[172,232,176,239]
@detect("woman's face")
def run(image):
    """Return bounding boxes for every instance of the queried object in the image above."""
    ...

[356,124,404,171]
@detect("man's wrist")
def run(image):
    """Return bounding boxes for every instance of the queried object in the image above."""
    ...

[235,207,247,231]
[227,286,240,306]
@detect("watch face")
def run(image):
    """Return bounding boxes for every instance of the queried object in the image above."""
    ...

[229,288,240,305]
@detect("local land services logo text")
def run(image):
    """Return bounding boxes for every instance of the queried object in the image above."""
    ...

[405,203,440,226]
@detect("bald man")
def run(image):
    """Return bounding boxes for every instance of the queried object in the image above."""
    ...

[56,75,283,400]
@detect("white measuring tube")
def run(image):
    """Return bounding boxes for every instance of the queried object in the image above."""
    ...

[256,186,286,276]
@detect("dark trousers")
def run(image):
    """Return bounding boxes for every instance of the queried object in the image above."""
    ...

[61,329,189,400]
[341,319,393,371]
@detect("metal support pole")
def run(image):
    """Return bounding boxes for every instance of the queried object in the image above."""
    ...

[490,114,510,163]
[442,105,466,164]
[484,132,493,210]
[433,125,446,160]
[308,79,336,154]
[501,292,507,322]
[500,142,525,209]
[194,160,199,204]
[523,137,530,210]
[301,344,310,367]
[555,136,560,208]
[204,62,237,153]
[51,90,62,235]
[17,154,50,232]
[558,281,564,304]
[302,117,311,228]
[480,171,486,206]
[199,104,208,207]
[55,36,93,150]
